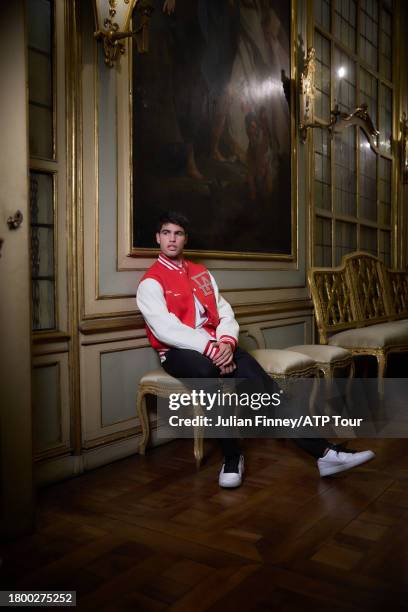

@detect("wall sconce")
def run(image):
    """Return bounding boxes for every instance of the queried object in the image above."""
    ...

[299,46,380,148]
[299,47,318,143]
[401,113,408,184]
[93,0,154,68]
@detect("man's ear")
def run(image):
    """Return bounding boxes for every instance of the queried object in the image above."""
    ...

[184,233,188,245]
[156,232,160,246]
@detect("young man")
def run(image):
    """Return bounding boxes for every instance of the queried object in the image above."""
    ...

[136,212,375,487]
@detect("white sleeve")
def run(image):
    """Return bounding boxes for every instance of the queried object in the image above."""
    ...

[136,278,215,355]
[208,273,239,349]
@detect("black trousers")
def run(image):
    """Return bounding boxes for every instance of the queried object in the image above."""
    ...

[162,347,328,459]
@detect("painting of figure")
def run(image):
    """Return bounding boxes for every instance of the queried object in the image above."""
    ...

[132,0,293,257]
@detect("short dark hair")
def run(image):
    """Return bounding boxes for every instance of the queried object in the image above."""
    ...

[156,211,190,233]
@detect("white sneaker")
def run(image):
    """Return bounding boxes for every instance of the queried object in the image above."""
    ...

[318,447,375,477]
[219,455,244,488]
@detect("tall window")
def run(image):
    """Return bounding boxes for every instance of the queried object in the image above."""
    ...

[313,0,394,267]
[27,0,56,330]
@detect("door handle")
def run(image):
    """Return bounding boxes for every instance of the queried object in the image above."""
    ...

[7,210,23,229]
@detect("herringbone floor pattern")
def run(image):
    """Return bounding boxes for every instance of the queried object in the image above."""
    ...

[2,437,408,611]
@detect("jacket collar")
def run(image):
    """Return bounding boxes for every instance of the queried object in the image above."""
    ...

[157,253,185,272]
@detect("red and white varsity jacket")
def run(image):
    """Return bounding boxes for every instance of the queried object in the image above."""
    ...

[136,254,239,361]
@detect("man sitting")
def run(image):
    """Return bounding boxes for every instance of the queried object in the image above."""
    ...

[136,211,375,487]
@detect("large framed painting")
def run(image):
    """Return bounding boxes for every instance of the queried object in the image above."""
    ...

[131,0,296,260]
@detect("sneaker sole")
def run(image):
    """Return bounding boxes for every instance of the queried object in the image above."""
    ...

[319,452,375,477]
[219,477,242,488]
[219,458,244,488]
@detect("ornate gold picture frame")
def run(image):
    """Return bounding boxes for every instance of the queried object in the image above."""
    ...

[130,0,297,261]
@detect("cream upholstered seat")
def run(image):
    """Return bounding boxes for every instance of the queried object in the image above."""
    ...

[328,322,408,349]
[249,348,319,415]
[286,344,353,378]
[137,350,319,467]
[136,369,204,468]
[249,349,318,377]
[327,322,408,387]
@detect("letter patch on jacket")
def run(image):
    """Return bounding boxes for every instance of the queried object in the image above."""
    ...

[191,272,214,296]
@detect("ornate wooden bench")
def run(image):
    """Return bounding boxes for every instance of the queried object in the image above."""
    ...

[309,251,408,382]
[137,349,320,466]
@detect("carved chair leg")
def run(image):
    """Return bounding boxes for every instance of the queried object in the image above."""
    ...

[323,367,343,437]
[308,373,320,416]
[193,427,203,470]
[345,358,355,412]
[322,367,346,437]
[136,390,150,455]
[377,353,387,398]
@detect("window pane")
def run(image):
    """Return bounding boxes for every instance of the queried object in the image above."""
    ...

[28,49,52,107]
[26,0,52,53]
[315,31,331,121]
[315,217,332,266]
[360,225,377,256]
[379,230,391,265]
[32,280,55,331]
[359,130,377,222]
[30,171,56,331]
[30,172,53,224]
[29,104,53,158]
[26,0,54,159]
[379,84,392,154]
[359,68,378,129]
[379,157,391,225]
[334,47,356,113]
[314,0,331,30]
[334,0,356,51]
[334,127,357,216]
[31,227,54,277]
[335,220,356,265]
[380,9,392,80]
[359,0,379,70]
[314,129,331,211]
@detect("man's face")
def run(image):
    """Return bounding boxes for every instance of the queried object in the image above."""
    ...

[156,223,187,259]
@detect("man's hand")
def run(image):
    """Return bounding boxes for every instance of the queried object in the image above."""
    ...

[220,362,236,376]
[163,0,176,14]
[212,342,234,367]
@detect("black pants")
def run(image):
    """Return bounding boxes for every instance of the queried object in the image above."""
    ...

[162,347,328,459]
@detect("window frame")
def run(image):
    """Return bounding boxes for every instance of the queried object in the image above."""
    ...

[311,0,396,268]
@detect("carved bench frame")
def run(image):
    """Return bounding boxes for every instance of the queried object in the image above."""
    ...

[309,251,408,380]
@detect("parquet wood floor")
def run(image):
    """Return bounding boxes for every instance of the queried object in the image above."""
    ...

[1,438,408,611]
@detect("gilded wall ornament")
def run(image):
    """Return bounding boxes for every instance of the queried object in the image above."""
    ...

[401,112,408,184]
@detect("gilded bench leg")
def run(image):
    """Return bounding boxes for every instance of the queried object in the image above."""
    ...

[136,390,149,455]
[308,375,319,416]
[345,359,355,418]
[377,353,387,398]
[323,368,344,437]
[193,427,204,470]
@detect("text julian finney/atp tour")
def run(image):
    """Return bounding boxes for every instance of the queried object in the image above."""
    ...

[167,415,364,429]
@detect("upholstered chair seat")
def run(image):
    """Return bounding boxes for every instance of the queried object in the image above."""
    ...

[249,349,319,415]
[328,322,408,349]
[388,319,408,328]
[249,349,317,377]
[286,344,353,378]
[137,350,320,467]
[136,369,204,468]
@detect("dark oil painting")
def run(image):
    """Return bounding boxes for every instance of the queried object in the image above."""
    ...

[132,0,292,256]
